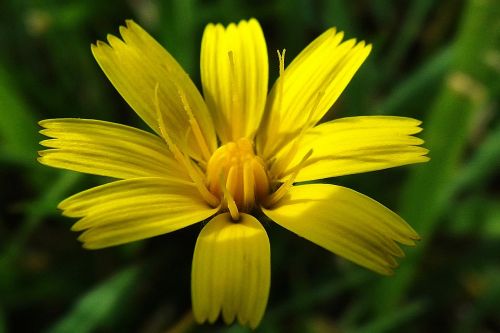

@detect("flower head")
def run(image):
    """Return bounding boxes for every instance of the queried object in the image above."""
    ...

[38,19,429,328]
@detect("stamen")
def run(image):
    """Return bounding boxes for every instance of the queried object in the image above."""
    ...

[228,51,242,139]
[206,138,269,213]
[277,49,286,106]
[185,157,220,207]
[183,126,192,147]
[271,91,324,177]
[242,159,255,212]
[261,49,286,158]
[274,49,286,125]
[225,165,239,200]
[175,84,212,161]
[155,84,220,207]
[154,84,185,163]
[183,124,206,169]
[220,174,240,221]
[264,149,313,208]
[252,158,270,200]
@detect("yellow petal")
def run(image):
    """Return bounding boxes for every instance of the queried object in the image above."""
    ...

[192,213,270,329]
[60,177,218,249]
[91,20,216,161]
[258,28,371,159]
[38,118,189,181]
[276,116,430,182]
[201,19,268,142]
[262,184,419,275]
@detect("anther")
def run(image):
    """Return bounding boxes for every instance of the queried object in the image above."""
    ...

[155,83,220,207]
[175,83,212,161]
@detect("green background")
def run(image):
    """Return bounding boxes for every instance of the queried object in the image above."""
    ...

[1,0,499,332]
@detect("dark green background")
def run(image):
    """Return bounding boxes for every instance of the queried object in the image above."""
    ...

[1,0,499,332]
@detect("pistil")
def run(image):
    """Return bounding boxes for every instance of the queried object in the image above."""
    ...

[206,138,270,215]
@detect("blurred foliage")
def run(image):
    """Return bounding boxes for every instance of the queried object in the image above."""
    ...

[0,0,499,332]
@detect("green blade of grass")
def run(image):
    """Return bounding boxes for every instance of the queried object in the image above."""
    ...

[158,0,197,76]
[382,0,435,79]
[377,46,452,116]
[254,271,369,332]
[2,172,82,263]
[446,121,500,195]
[372,0,500,313]
[0,171,82,298]
[353,300,427,333]
[321,0,355,35]
[0,64,38,166]
[268,271,368,321]
[46,266,140,333]
[0,172,82,298]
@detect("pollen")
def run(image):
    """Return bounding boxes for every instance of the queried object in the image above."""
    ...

[206,138,270,214]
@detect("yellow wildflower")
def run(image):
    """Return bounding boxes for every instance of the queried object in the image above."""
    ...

[38,19,429,328]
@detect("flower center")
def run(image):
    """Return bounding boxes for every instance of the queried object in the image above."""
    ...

[206,138,270,213]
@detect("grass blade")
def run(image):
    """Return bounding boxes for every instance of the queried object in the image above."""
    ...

[46,266,140,333]
[372,0,500,313]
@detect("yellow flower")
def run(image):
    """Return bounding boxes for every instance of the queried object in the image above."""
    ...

[38,19,429,328]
